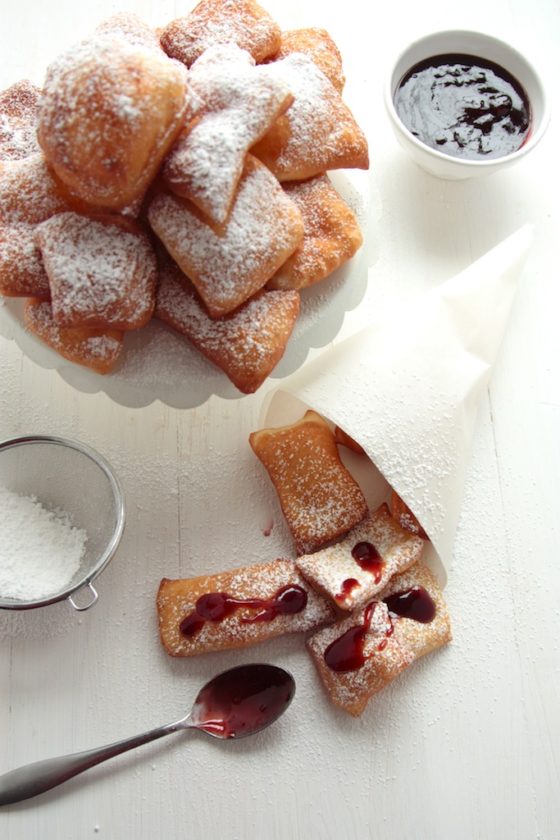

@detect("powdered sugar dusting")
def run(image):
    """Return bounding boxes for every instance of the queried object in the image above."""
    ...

[149,155,303,317]
[164,43,292,225]
[35,212,156,329]
[297,504,424,611]
[0,80,42,162]
[160,0,281,67]
[253,53,368,179]
[155,261,299,393]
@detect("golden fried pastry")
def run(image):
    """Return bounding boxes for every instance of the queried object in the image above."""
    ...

[307,563,452,716]
[334,425,365,454]
[0,154,71,297]
[249,410,368,555]
[271,28,345,92]
[0,80,42,162]
[95,12,162,52]
[390,491,429,540]
[160,0,281,68]
[148,154,303,318]
[155,258,300,393]
[24,298,124,374]
[35,212,157,330]
[268,175,363,290]
[163,44,293,226]
[38,33,193,210]
[252,53,369,181]
[157,558,335,657]
[296,503,424,611]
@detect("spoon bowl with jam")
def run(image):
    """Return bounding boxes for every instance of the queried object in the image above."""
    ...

[384,29,549,179]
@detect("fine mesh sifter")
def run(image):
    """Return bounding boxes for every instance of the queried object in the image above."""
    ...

[0,435,125,611]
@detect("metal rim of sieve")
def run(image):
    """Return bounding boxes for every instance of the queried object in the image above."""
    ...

[0,435,125,611]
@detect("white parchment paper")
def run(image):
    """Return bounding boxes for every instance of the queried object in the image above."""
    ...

[262,225,533,583]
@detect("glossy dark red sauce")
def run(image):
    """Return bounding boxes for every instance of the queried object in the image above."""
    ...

[191,664,295,738]
[383,586,436,623]
[179,585,308,638]
[351,541,385,582]
[324,587,436,672]
[394,53,531,159]
[336,577,360,603]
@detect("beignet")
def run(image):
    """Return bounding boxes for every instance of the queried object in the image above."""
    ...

[307,563,451,716]
[249,410,368,554]
[149,154,303,317]
[157,558,335,657]
[155,257,300,393]
[35,212,157,330]
[296,503,424,611]
[160,0,281,68]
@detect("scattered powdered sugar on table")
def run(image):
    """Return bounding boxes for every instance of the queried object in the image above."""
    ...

[0,485,87,601]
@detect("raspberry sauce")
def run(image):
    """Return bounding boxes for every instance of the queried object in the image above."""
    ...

[179,585,308,638]
[351,541,385,582]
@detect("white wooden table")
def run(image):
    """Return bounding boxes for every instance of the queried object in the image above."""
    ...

[1,1,559,838]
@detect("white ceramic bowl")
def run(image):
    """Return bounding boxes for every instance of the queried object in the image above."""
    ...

[0,436,125,611]
[384,30,549,179]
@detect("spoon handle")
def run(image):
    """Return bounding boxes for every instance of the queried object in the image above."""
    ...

[0,718,188,806]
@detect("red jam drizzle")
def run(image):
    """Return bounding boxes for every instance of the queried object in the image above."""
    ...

[384,586,436,623]
[324,602,388,672]
[351,541,385,583]
[324,587,436,672]
[336,577,360,602]
[179,585,308,638]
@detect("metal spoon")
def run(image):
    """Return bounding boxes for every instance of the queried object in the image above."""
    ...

[0,663,295,806]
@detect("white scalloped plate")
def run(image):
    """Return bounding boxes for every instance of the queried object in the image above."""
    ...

[0,168,380,409]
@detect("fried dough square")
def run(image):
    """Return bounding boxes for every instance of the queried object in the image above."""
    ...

[38,33,193,210]
[249,410,368,554]
[271,28,345,93]
[268,174,363,290]
[0,154,71,297]
[163,44,293,226]
[95,13,163,52]
[160,0,281,68]
[149,154,303,318]
[390,490,429,540]
[252,53,368,181]
[35,212,157,330]
[0,80,42,162]
[157,558,335,657]
[307,563,452,716]
[155,258,300,393]
[24,298,124,374]
[296,503,424,611]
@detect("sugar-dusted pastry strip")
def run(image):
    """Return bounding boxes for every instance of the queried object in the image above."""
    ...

[252,53,368,181]
[390,490,429,540]
[268,175,363,291]
[24,298,124,374]
[0,154,72,297]
[307,563,452,716]
[296,503,424,611]
[249,410,368,555]
[160,0,281,68]
[95,12,163,52]
[157,559,335,657]
[35,212,157,330]
[163,44,293,226]
[149,154,303,318]
[271,28,345,93]
[38,32,193,210]
[0,80,42,162]
[155,258,300,394]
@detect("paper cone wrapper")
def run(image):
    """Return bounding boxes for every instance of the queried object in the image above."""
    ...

[262,225,533,585]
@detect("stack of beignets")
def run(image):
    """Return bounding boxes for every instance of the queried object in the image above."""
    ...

[0,0,369,389]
